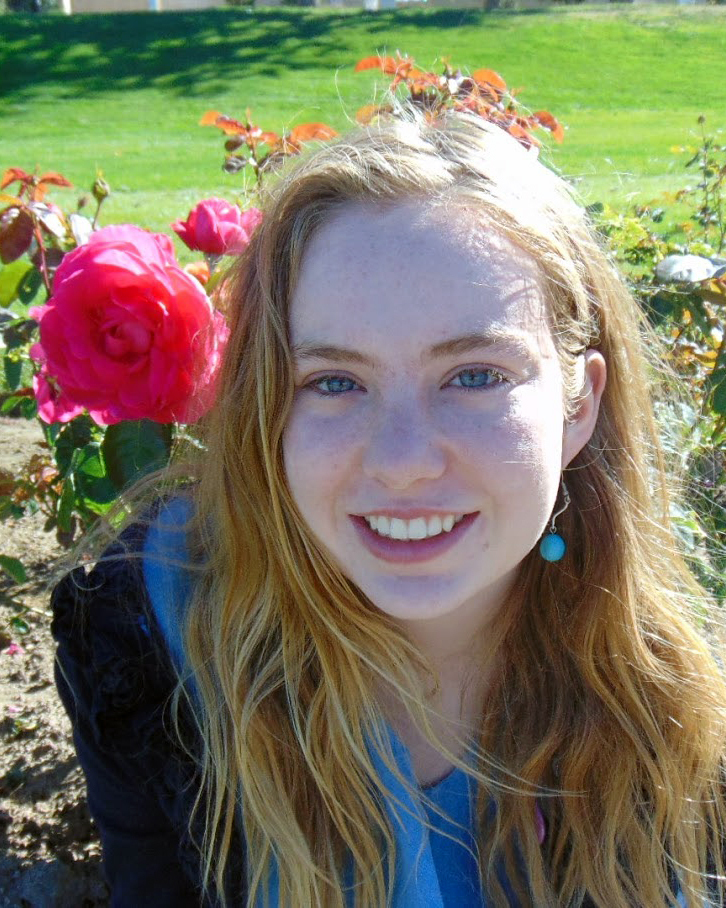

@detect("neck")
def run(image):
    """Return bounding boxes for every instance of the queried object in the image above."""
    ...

[375,582,513,785]
[377,619,503,787]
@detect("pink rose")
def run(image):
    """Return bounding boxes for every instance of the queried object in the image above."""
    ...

[172,198,262,256]
[32,363,84,424]
[30,225,228,425]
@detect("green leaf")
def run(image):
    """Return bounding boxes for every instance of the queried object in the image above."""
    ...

[102,420,172,492]
[3,356,22,392]
[0,498,25,521]
[75,442,106,478]
[77,489,116,515]
[57,474,75,534]
[43,422,62,446]
[712,375,726,417]
[10,616,30,635]
[17,267,43,308]
[74,442,118,509]
[54,415,96,477]
[2,316,37,350]
[0,261,34,306]
[0,554,27,584]
[0,394,23,415]
[17,396,37,419]
[0,394,37,419]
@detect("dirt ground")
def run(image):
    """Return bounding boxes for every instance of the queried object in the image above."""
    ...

[0,417,108,908]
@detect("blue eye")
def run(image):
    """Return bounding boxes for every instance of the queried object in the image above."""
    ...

[304,368,508,397]
[449,368,508,390]
[308,375,361,396]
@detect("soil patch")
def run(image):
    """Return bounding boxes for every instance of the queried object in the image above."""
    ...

[0,416,108,908]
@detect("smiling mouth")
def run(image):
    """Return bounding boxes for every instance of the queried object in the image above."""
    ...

[349,512,480,564]
[360,514,467,541]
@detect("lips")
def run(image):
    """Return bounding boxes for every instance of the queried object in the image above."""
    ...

[350,511,479,564]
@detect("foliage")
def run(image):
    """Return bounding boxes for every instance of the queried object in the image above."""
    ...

[201,55,562,189]
[201,111,338,187]
[0,169,239,566]
[353,54,563,151]
[594,118,726,600]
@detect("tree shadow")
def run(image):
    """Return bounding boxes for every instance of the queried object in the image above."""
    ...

[0,7,553,101]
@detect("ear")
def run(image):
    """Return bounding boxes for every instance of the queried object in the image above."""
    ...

[562,349,607,468]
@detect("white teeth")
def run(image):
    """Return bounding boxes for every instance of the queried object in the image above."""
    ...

[363,513,465,540]
[426,515,442,537]
[389,518,408,540]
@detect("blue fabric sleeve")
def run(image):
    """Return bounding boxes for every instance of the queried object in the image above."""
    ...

[142,496,195,672]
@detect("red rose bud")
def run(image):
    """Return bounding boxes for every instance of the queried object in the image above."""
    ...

[172,198,262,257]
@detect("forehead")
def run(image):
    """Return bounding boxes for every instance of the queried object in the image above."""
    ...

[289,201,553,360]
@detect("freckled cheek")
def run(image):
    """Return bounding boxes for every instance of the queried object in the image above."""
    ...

[440,404,563,490]
[282,405,362,511]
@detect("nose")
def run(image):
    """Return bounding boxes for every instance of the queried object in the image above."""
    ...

[361,399,446,489]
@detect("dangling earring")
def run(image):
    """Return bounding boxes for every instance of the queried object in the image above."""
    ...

[539,480,571,562]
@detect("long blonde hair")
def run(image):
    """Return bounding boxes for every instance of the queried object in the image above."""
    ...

[172,112,726,906]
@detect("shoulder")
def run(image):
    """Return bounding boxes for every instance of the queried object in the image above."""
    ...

[51,511,235,905]
[51,502,194,756]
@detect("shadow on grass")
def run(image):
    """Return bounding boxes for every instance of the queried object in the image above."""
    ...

[0,7,550,100]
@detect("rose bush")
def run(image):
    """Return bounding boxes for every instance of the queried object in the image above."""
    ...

[30,225,228,425]
[172,198,263,257]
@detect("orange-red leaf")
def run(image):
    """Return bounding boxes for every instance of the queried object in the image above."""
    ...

[408,71,440,91]
[533,111,564,143]
[1,168,33,190]
[258,131,281,146]
[200,110,224,126]
[216,116,254,136]
[355,55,398,74]
[355,54,419,79]
[0,206,35,264]
[401,66,425,82]
[289,122,338,143]
[472,69,507,92]
[38,172,73,189]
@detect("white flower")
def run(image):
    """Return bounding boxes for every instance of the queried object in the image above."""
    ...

[655,254,724,284]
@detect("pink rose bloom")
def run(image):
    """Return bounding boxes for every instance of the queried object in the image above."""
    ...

[172,198,262,256]
[30,225,228,425]
[32,363,84,424]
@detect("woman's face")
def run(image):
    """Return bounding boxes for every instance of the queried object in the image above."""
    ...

[283,201,603,633]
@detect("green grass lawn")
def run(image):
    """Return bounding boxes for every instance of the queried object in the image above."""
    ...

[2,4,725,253]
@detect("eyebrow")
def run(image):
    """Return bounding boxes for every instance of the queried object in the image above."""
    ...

[291,330,535,368]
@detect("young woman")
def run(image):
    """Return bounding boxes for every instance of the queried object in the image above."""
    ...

[52,110,726,907]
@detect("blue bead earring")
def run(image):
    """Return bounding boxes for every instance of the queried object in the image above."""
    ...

[539,480,571,562]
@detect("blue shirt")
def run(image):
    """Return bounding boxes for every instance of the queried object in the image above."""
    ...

[143,498,486,906]
[141,499,694,908]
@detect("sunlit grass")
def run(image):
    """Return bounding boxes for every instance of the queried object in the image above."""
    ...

[1,4,725,246]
